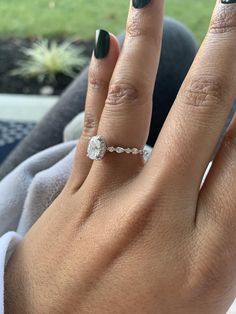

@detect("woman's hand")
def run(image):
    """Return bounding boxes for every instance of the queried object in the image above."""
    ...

[5,0,236,313]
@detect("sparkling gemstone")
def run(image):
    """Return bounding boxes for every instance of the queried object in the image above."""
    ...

[132,148,139,154]
[125,148,132,154]
[116,147,125,153]
[87,136,107,160]
[107,147,115,152]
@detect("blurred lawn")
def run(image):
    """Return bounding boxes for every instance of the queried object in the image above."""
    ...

[0,0,216,42]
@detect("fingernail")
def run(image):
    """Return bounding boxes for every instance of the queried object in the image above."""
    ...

[94,29,110,59]
[221,0,236,3]
[133,0,151,9]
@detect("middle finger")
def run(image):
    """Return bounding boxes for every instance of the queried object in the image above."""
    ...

[148,0,236,192]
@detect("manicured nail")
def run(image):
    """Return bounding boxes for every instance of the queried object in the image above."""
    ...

[133,0,151,9]
[221,0,236,3]
[94,29,110,59]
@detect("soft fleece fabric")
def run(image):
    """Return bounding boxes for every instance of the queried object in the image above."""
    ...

[0,142,235,313]
[0,232,21,312]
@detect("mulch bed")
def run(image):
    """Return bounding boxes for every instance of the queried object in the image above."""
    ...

[0,37,94,96]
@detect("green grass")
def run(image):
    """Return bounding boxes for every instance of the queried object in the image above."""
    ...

[0,0,216,43]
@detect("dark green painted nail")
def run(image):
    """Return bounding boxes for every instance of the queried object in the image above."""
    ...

[94,29,110,59]
[133,0,151,9]
[221,0,236,3]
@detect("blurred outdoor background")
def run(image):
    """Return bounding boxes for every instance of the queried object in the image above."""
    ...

[0,0,216,95]
[0,0,215,41]
[0,0,216,164]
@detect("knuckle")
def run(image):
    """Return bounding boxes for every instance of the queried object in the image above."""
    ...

[106,81,140,106]
[126,11,155,43]
[82,111,97,137]
[209,5,236,34]
[126,18,146,39]
[88,68,108,92]
[181,76,224,110]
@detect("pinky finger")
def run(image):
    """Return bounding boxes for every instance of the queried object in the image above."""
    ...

[68,30,120,191]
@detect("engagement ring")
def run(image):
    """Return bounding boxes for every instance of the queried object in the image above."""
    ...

[87,135,148,161]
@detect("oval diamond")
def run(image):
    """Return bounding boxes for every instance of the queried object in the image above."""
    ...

[132,148,139,154]
[116,147,125,153]
[125,148,132,154]
[87,136,107,160]
[107,146,115,152]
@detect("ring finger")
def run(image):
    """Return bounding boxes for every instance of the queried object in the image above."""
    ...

[91,0,164,180]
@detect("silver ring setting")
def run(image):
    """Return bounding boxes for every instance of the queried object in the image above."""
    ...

[87,135,148,161]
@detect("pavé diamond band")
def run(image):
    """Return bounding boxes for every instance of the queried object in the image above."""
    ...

[87,135,149,161]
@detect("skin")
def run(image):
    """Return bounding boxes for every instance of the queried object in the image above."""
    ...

[4,0,236,313]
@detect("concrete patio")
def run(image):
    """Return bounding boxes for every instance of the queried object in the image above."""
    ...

[0,94,59,122]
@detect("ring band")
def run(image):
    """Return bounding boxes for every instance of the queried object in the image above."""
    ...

[87,135,148,161]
